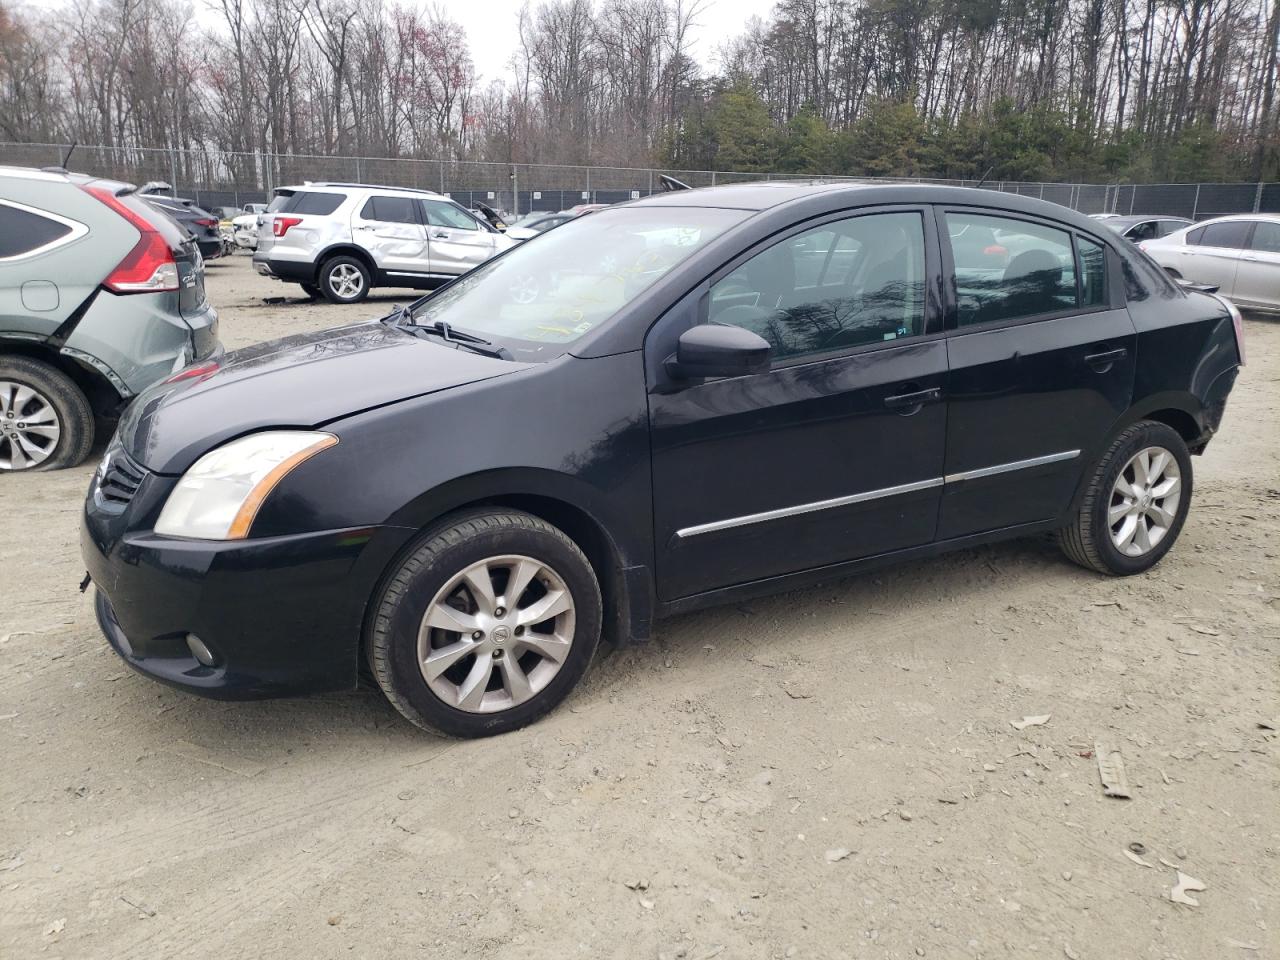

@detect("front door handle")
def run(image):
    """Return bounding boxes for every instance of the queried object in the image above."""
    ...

[1085,347,1128,371]
[430,231,450,240]
[884,387,942,413]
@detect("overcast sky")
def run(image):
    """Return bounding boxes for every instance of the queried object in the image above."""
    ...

[21,0,777,84]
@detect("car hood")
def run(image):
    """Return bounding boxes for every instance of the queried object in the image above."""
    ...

[119,321,533,474]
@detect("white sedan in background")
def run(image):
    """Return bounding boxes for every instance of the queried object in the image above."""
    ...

[1141,213,1280,312]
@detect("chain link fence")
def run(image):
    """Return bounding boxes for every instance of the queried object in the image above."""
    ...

[3,141,1278,221]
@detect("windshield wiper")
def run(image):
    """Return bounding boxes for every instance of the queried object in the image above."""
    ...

[414,319,513,360]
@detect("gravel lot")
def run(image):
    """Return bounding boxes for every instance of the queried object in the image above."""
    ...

[2,254,1278,960]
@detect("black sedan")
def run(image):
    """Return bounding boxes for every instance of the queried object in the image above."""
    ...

[83,183,1244,737]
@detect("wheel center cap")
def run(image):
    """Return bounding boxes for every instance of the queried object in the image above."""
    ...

[491,625,511,645]
[1140,492,1154,510]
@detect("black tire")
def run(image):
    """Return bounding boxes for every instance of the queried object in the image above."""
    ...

[300,282,322,300]
[319,255,371,304]
[368,510,603,738]
[1058,420,1193,576]
[0,356,94,472]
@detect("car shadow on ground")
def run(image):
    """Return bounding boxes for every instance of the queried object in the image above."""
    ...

[93,532,1078,756]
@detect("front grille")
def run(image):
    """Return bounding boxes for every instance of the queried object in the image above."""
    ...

[97,450,147,510]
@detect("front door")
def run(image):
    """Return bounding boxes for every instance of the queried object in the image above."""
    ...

[421,199,498,278]
[351,195,428,276]
[647,208,948,601]
[938,209,1137,539]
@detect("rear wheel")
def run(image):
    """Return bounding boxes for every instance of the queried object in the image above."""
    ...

[369,510,602,737]
[1059,420,1192,575]
[0,357,94,471]
[319,255,371,304]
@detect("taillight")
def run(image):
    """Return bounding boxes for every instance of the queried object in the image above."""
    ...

[1214,294,1246,365]
[193,218,217,228]
[273,217,302,237]
[163,360,220,384]
[82,186,179,293]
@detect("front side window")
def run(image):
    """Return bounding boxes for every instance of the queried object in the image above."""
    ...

[1249,221,1280,253]
[0,202,75,259]
[362,196,418,225]
[1195,221,1251,249]
[411,207,745,358]
[945,212,1078,326]
[1125,221,1157,242]
[423,200,479,231]
[707,211,927,361]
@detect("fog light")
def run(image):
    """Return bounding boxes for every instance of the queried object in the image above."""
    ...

[185,633,217,667]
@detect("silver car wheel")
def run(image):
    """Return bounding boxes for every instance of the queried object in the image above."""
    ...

[329,263,365,299]
[0,380,61,470]
[417,554,576,714]
[1108,445,1182,557]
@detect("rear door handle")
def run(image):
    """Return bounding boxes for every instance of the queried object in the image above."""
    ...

[884,387,942,412]
[1085,347,1128,370]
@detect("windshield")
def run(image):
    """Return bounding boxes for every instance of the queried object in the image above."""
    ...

[410,207,746,360]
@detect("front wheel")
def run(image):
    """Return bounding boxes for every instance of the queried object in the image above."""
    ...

[368,510,602,737]
[1058,420,1192,575]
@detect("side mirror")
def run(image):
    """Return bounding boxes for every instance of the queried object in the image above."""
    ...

[666,324,771,380]
[1176,277,1220,294]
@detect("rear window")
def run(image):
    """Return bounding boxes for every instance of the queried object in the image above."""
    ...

[271,191,345,216]
[0,203,74,258]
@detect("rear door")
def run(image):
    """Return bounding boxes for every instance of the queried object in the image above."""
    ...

[1230,220,1280,309]
[351,195,428,276]
[421,199,497,278]
[1180,220,1251,294]
[939,208,1136,539]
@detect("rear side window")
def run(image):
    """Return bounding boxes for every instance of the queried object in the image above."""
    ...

[0,202,74,259]
[1194,221,1251,249]
[422,200,479,230]
[945,212,1077,326]
[1249,221,1280,253]
[360,196,419,224]
[1159,220,1188,237]
[275,191,345,216]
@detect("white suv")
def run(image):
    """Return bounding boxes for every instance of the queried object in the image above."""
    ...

[253,183,515,303]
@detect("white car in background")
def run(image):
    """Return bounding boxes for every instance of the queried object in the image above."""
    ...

[230,203,268,250]
[1141,213,1280,312]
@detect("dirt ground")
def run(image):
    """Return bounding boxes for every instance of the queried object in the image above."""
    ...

[2,254,1277,960]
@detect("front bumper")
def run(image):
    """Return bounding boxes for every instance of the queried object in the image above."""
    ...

[82,486,414,699]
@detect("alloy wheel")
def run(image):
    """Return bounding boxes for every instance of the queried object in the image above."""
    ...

[0,380,61,470]
[417,554,576,713]
[1108,445,1182,557]
[329,263,365,299]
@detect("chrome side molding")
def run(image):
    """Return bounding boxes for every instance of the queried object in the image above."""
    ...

[677,449,1081,539]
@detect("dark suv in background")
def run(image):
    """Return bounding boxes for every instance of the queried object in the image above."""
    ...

[0,166,220,471]
[137,183,225,261]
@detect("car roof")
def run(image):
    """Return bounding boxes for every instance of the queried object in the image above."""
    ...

[1107,214,1192,226]
[277,182,447,199]
[1187,212,1280,226]
[628,181,1125,238]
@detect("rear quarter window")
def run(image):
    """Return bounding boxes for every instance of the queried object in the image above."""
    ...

[275,191,345,216]
[0,202,74,258]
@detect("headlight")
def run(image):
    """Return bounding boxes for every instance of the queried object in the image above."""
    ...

[154,431,337,540]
